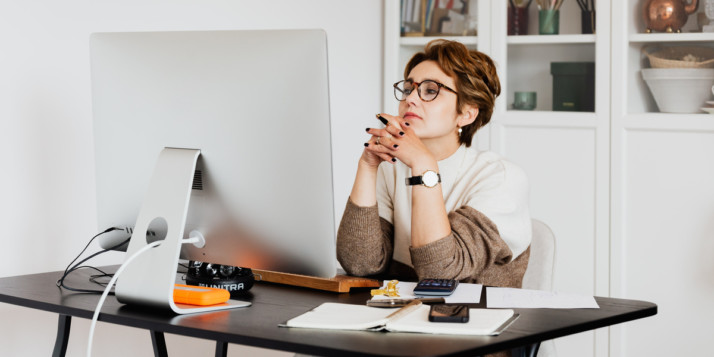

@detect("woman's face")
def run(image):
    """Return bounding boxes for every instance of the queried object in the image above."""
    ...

[398,60,463,143]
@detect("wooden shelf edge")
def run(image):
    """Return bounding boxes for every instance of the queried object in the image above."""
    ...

[629,32,714,43]
[400,36,478,46]
[253,269,381,293]
[617,113,714,132]
[507,34,596,45]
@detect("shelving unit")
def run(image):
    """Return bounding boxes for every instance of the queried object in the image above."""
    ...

[383,1,611,356]
[385,1,714,356]
[494,3,611,356]
[610,2,714,357]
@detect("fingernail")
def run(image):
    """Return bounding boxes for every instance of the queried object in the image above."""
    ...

[364,143,369,147]
[399,131,404,136]
[404,122,410,126]
[376,114,388,125]
[391,158,397,162]
[365,128,370,132]
[393,144,399,148]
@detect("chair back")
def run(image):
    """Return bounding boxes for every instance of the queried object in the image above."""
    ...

[522,219,556,291]
[521,219,557,357]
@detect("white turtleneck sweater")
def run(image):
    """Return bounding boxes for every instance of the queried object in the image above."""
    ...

[375,144,531,266]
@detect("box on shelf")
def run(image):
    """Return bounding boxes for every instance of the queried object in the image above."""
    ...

[550,62,595,112]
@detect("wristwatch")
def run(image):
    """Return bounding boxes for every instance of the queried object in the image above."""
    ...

[405,170,441,188]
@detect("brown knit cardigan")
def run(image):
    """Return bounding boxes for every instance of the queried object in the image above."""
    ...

[336,199,530,288]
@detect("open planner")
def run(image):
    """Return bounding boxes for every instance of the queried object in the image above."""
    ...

[282,301,517,336]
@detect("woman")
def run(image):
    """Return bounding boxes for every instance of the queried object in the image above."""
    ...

[336,40,531,288]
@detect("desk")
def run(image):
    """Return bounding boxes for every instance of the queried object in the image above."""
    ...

[0,267,656,357]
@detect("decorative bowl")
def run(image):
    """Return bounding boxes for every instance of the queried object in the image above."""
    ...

[642,68,714,113]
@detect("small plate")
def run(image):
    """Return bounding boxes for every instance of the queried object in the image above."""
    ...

[706,100,714,106]
[701,107,714,114]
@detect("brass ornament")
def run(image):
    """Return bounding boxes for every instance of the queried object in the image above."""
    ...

[643,0,700,33]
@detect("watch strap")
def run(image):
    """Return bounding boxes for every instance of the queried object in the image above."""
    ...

[405,176,424,185]
[405,172,441,186]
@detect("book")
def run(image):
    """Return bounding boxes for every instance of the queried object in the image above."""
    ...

[283,301,517,336]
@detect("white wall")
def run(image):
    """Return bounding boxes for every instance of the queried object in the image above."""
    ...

[0,1,383,356]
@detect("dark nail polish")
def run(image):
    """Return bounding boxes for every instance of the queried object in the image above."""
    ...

[391,158,396,162]
[364,143,369,147]
[404,122,410,126]
[399,131,404,136]
[376,115,388,125]
[365,128,370,132]
[393,144,399,148]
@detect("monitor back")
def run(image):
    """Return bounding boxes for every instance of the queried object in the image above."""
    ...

[91,29,336,278]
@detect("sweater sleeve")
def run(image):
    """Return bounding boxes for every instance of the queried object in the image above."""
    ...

[409,205,519,284]
[336,198,394,276]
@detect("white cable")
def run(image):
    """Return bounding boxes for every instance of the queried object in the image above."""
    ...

[86,237,198,357]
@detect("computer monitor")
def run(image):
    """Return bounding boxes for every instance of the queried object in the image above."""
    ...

[90,29,337,289]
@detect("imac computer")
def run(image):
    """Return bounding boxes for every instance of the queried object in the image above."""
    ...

[90,30,335,313]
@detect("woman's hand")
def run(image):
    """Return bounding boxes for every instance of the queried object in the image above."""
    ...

[361,115,398,169]
[369,113,436,171]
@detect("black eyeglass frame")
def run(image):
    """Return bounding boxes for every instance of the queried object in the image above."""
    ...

[393,79,458,102]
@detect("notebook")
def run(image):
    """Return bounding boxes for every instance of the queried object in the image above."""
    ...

[282,301,517,336]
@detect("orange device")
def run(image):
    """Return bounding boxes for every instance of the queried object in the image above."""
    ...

[173,284,231,306]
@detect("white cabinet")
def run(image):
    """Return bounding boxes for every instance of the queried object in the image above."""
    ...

[384,0,714,356]
[610,1,714,357]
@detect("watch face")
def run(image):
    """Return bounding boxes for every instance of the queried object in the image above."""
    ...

[422,171,439,187]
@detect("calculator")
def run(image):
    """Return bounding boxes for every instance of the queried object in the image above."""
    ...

[413,278,459,296]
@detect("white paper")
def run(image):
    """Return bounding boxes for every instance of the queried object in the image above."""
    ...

[486,287,600,309]
[371,281,482,303]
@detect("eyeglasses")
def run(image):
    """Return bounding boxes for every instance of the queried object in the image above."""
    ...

[393,79,458,102]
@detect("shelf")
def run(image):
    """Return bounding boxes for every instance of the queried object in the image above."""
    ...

[629,33,714,43]
[622,113,714,132]
[399,36,478,47]
[507,34,596,45]
[498,111,598,129]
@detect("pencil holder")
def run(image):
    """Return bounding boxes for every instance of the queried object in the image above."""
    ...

[539,10,560,35]
[508,6,529,35]
[581,10,595,34]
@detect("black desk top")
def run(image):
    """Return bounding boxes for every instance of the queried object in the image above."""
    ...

[0,268,656,357]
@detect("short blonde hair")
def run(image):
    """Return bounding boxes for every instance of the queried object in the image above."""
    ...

[404,40,501,147]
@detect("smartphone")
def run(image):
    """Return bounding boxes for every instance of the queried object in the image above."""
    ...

[428,304,469,323]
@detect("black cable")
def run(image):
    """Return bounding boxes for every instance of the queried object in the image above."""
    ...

[89,270,113,287]
[61,227,120,278]
[59,266,113,293]
[56,243,129,293]
[56,230,130,294]
[57,229,195,294]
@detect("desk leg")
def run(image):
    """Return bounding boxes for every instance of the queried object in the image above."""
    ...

[52,314,71,357]
[525,342,540,357]
[215,341,228,357]
[511,342,540,357]
[150,331,168,357]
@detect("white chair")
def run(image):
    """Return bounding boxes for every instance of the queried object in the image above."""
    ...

[518,219,557,357]
[522,219,556,291]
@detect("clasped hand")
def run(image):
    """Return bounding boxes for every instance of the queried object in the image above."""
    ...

[362,113,433,170]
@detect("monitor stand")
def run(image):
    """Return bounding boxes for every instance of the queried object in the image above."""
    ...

[115,148,251,313]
